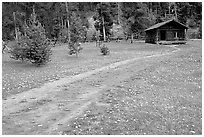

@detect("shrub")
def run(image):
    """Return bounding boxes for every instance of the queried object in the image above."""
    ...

[10,36,30,61]
[100,44,110,55]
[68,41,83,56]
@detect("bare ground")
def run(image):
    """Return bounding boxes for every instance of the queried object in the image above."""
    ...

[2,40,202,135]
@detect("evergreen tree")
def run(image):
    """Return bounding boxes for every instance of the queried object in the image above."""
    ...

[2,2,202,40]
[51,18,61,46]
[94,2,113,41]
[10,8,52,66]
[121,2,146,43]
[68,12,85,56]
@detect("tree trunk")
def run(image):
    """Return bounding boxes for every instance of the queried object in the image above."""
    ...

[131,33,134,43]
[117,2,122,25]
[174,3,177,20]
[65,2,70,43]
[13,12,18,40]
[102,16,106,42]
[64,19,66,28]
[76,50,78,57]
[61,18,63,29]
[24,20,27,36]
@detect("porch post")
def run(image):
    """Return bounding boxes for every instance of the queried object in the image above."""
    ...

[156,30,159,44]
[184,29,187,40]
[175,32,178,39]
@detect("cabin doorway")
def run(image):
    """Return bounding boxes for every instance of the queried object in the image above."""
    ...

[160,30,166,40]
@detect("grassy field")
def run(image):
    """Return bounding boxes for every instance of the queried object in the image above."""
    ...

[2,40,173,99]
[2,40,202,135]
[60,40,202,135]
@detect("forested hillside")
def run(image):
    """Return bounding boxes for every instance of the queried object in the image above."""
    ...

[2,2,202,41]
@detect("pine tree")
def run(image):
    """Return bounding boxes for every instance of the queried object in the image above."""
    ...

[68,12,85,56]
[51,18,61,46]
[94,2,113,41]
[10,8,52,66]
[121,3,146,43]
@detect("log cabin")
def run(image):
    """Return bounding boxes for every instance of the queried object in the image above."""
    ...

[145,19,188,44]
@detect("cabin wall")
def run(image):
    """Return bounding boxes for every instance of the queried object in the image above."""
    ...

[156,29,185,41]
[146,29,186,43]
[159,23,186,41]
[166,30,185,41]
[145,30,156,43]
[145,20,188,44]
[178,30,186,39]
[166,31,174,41]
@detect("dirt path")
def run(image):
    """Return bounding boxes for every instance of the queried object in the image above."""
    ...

[2,45,180,135]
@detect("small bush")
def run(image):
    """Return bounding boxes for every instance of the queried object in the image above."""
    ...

[10,36,29,61]
[100,44,110,55]
[68,42,83,55]
[187,28,201,39]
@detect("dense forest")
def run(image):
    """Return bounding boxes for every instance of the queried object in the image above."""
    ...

[2,2,202,41]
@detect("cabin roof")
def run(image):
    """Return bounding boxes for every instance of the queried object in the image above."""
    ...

[145,19,188,32]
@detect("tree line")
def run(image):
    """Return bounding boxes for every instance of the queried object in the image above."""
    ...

[2,2,202,41]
